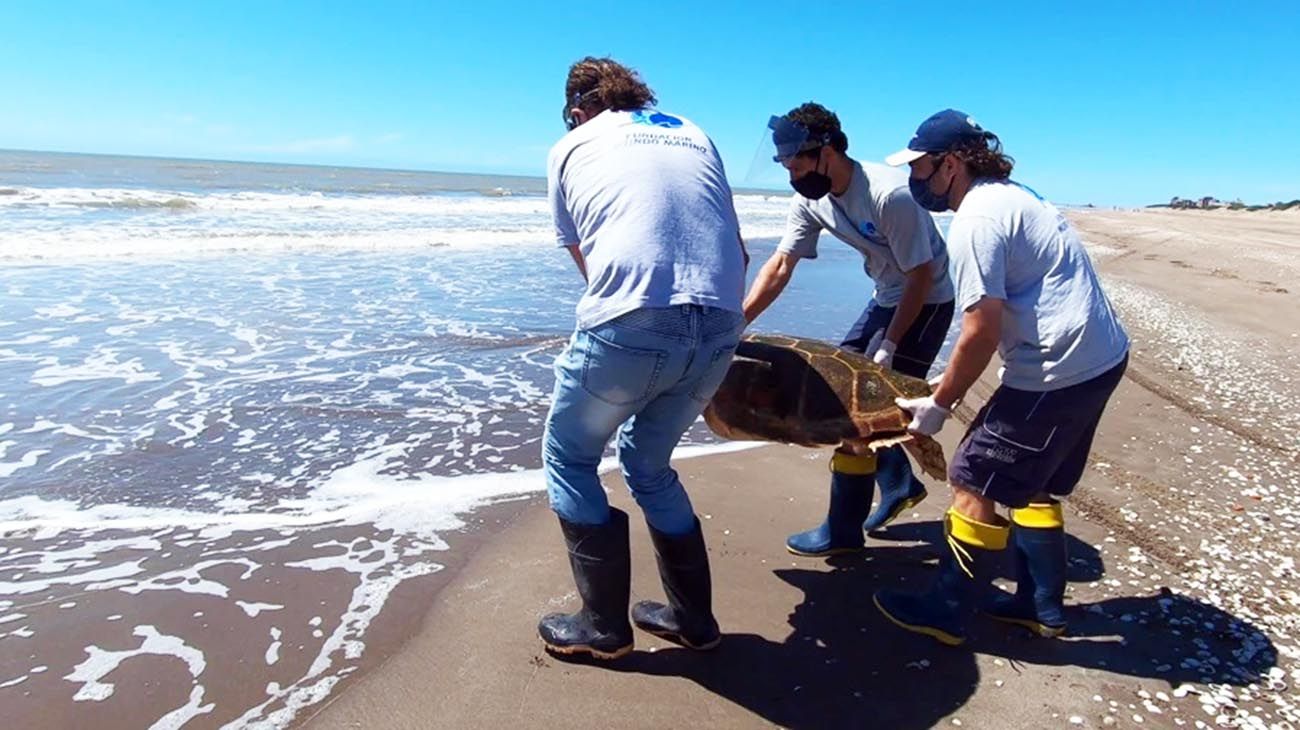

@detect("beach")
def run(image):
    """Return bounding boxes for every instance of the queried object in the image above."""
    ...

[1,153,1297,730]
[307,208,1300,729]
[0,152,841,728]
[4,1,1294,726]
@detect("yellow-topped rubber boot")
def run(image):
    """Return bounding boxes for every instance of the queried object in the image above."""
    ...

[873,508,1009,646]
[786,452,876,557]
[985,502,1068,637]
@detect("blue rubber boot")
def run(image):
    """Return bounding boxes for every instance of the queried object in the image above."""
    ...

[862,445,929,533]
[785,452,875,557]
[873,508,1009,646]
[986,502,1068,637]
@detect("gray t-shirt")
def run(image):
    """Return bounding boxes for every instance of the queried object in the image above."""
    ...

[948,179,1129,392]
[777,162,954,307]
[547,108,746,330]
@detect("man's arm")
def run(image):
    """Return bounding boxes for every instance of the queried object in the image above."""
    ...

[893,297,1001,436]
[566,244,587,282]
[738,231,750,270]
[874,188,940,360]
[883,260,934,347]
[931,296,1002,410]
[743,251,800,323]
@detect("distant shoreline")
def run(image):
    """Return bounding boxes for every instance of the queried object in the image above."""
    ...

[1148,196,1299,212]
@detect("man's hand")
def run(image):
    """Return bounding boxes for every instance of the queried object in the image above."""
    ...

[895,395,951,436]
[871,339,896,369]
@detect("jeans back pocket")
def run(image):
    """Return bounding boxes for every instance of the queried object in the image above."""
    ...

[580,330,667,406]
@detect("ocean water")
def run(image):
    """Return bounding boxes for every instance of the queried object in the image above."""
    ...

[0,150,940,726]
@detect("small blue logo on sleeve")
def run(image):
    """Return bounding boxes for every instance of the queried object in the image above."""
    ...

[631,110,683,128]
[858,221,877,237]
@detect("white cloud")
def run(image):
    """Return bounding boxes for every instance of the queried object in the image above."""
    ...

[374,132,403,144]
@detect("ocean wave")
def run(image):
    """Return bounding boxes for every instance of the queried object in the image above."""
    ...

[0,186,553,215]
[0,226,795,261]
[81,197,198,211]
[1,186,792,214]
[0,441,762,538]
[0,186,795,260]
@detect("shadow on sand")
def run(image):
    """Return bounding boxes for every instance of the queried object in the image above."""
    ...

[552,520,1277,730]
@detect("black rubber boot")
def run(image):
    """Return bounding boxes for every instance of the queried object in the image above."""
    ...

[631,517,721,650]
[538,507,634,660]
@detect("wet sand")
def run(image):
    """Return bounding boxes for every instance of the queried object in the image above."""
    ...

[0,497,542,728]
[306,209,1300,729]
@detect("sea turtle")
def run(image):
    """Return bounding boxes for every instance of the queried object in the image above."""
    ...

[703,333,948,481]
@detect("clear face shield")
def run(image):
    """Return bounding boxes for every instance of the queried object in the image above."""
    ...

[743,115,824,189]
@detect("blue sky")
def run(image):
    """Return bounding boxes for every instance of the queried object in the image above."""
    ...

[1,0,1297,206]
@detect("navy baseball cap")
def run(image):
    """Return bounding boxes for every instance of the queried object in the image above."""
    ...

[886,109,991,166]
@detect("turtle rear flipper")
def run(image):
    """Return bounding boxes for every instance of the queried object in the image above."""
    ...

[902,435,947,481]
[841,433,947,482]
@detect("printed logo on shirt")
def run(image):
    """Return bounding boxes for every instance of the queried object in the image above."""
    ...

[858,221,877,237]
[631,110,683,128]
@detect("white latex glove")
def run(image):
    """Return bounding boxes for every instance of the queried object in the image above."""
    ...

[895,395,951,436]
[871,339,897,369]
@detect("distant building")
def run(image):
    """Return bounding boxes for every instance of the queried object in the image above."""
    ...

[1166,196,1225,209]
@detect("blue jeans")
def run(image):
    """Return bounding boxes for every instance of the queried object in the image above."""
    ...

[543,305,745,535]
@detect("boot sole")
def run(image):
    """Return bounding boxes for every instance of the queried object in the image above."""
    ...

[872,594,965,647]
[864,492,929,532]
[541,639,634,660]
[987,614,1066,638]
[633,623,721,651]
[785,544,864,558]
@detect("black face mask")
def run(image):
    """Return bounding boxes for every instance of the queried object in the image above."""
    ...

[790,149,832,199]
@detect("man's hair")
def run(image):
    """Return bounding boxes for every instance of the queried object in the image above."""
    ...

[565,57,657,116]
[785,102,849,156]
[950,135,1014,180]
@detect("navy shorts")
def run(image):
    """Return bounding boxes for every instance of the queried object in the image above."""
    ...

[840,299,955,379]
[949,355,1127,508]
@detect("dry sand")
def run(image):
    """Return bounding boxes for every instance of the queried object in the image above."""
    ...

[302,208,1300,729]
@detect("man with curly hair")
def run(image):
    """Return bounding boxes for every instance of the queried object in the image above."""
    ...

[744,102,956,557]
[874,110,1129,645]
[538,57,748,660]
